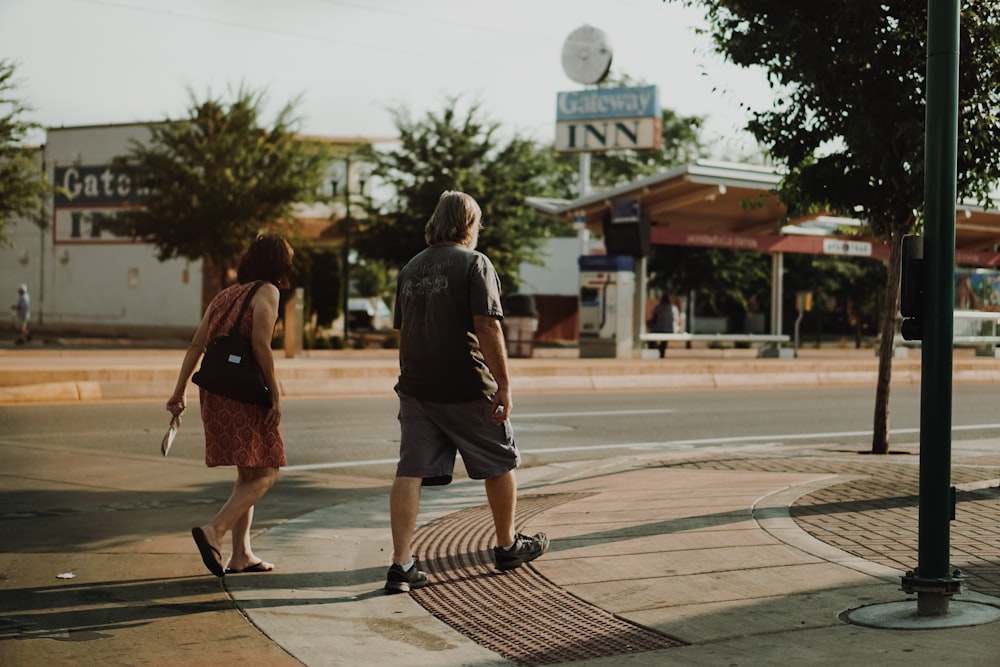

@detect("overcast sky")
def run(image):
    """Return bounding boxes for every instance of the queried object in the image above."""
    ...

[2,0,774,156]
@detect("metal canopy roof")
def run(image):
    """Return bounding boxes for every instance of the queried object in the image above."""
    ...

[527,160,1000,254]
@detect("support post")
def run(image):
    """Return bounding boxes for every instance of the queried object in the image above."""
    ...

[579,152,591,196]
[634,255,647,352]
[341,158,352,343]
[770,252,783,336]
[901,0,964,615]
[283,287,304,359]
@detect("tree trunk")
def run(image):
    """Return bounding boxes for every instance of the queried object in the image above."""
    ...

[872,229,905,454]
[199,256,228,314]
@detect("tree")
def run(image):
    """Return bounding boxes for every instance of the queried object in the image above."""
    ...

[0,59,49,243]
[783,254,887,346]
[673,0,1000,453]
[354,98,561,290]
[647,246,771,322]
[115,86,330,306]
[288,241,343,330]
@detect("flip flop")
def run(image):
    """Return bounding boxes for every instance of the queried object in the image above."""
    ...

[224,561,274,574]
[191,527,225,577]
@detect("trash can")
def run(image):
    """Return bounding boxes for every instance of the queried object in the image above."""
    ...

[502,294,538,359]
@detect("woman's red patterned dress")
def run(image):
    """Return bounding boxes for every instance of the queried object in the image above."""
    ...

[199,282,285,468]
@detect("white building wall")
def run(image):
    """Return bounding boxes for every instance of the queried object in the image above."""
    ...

[1,212,42,322]
[517,236,603,296]
[0,124,204,333]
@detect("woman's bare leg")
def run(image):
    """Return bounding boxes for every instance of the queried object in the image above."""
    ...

[197,467,278,566]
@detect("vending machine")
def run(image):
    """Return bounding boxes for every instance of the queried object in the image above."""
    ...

[578,255,635,358]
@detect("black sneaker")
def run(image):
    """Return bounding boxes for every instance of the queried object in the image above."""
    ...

[493,532,549,571]
[384,560,429,594]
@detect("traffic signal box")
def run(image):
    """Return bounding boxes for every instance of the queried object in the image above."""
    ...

[900,234,925,341]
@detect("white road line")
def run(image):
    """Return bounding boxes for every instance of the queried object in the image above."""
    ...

[515,409,676,419]
[283,423,1000,471]
[284,457,400,472]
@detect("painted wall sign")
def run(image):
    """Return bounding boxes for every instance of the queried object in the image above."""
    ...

[53,165,147,208]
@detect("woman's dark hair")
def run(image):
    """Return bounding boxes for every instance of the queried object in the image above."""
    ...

[236,233,294,288]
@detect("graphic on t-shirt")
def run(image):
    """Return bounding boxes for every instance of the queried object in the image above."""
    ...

[402,259,454,299]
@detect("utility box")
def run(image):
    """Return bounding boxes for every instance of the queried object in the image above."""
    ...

[502,293,538,358]
[578,255,635,358]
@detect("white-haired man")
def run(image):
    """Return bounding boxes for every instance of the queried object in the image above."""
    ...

[384,190,548,594]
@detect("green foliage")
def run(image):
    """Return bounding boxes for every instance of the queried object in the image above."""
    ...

[674,0,1000,237]
[647,245,771,316]
[0,59,49,242]
[672,0,1000,451]
[291,243,342,326]
[114,85,331,286]
[783,254,887,335]
[352,257,393,301]
[353,98,562,290]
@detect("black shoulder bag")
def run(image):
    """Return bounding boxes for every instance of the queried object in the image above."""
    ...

[192,281,273,407]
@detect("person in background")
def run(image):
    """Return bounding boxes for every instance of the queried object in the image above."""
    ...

[384,190,549,594]
[11,284,30,344]
[166,233,292,577]
[649,293,681,358]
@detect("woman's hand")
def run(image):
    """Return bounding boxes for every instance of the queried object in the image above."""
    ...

[167,393,186,419]
[265,403,281,431]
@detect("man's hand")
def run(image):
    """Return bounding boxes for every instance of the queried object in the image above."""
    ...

[474,315,513,424]
[490,387,512,424]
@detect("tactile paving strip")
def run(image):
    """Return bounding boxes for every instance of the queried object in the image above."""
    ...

[411,493,686,666]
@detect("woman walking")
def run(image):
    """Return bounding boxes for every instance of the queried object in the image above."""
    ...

[166,233,292,577]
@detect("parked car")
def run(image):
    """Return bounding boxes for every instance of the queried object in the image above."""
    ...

[348,297,391,330]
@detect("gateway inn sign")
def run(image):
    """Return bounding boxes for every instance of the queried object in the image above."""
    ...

[555,85,662,152]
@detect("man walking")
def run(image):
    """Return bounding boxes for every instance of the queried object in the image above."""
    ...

[385,190,548,594]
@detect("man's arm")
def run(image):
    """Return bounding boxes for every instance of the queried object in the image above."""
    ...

[473,314,511,424]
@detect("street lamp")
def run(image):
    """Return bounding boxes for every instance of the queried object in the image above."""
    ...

[330,157,369,343]
[330,159,352,342]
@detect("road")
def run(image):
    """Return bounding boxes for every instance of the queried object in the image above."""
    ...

[3,385,1000,663]
[4,385,1000,478]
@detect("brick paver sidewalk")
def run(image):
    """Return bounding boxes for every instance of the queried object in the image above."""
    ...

[659,447,1000,597]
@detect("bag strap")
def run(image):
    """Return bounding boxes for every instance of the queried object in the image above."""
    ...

[227,281,265,336]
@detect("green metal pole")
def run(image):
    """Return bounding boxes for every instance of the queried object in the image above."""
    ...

[916,0,960,615]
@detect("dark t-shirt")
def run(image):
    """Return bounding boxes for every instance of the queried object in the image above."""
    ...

[394,244,503,402]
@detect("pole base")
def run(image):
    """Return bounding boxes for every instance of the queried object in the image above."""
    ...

[845,599,1000,629]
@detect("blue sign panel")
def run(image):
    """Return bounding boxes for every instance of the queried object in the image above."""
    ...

[578,255,635,272]
[556,86,660,122]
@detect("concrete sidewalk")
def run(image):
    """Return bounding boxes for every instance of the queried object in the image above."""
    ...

[228,440,1000,666]
[5,343,1000,404]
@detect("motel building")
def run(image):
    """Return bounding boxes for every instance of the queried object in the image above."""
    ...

[0,123,369,339]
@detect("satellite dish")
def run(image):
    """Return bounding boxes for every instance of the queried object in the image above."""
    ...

[561,25,613,85]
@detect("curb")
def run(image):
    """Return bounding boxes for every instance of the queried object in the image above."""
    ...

[4,351,1000,404]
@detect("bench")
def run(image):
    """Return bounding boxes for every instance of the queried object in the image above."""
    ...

[639,333,792,358]
[897,311,1000,355]
[953,310,1000,356]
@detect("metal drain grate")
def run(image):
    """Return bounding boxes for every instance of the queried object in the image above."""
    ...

[411,493,686,665]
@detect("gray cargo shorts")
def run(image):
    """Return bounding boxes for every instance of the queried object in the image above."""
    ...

[396,391,520,486]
